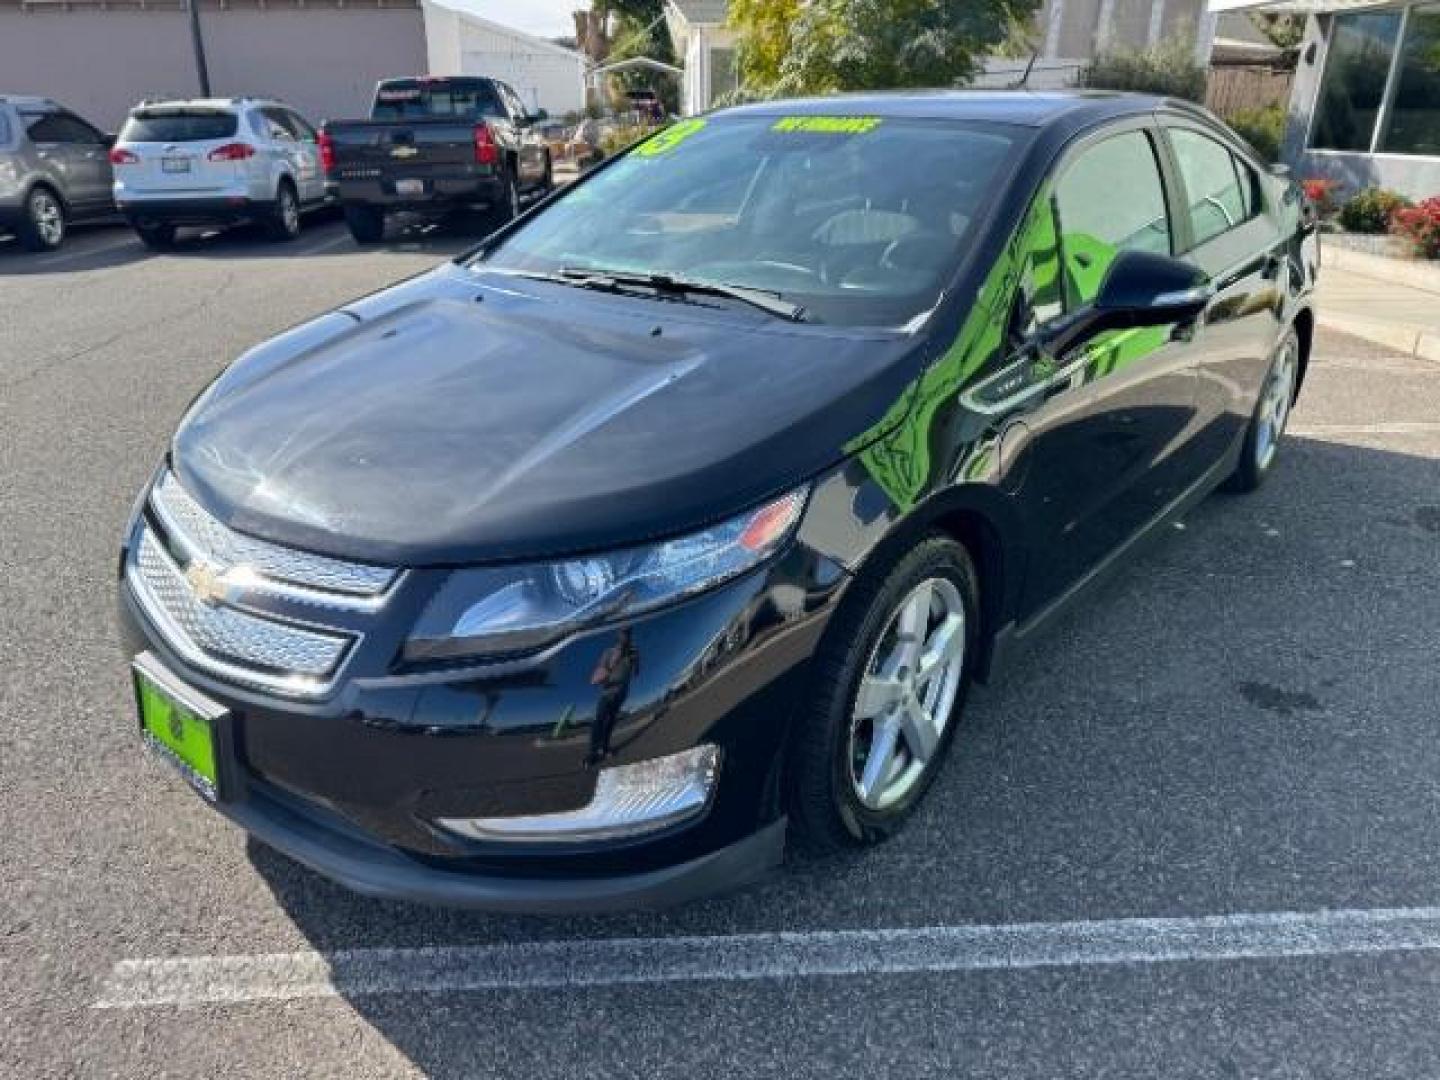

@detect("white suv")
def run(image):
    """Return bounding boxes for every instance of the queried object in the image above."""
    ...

[111,97,328,247]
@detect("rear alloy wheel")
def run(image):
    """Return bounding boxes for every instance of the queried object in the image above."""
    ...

[1226,326,1300,493]
[788,534,978,853]
[18,187,65,252]
[344,204,385,244]
[265,182,302,241]
[134,222,177,250]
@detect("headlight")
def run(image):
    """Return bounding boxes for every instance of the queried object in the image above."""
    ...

[406,487,808,662]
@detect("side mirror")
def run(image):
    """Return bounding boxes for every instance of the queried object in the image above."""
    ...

[1041,250,1211,357]
[1093,250,1212,324]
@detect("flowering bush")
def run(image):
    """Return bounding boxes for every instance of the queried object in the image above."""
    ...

[1339,187,1412,234]
[1301,177,1341,216]
[1391,197,1440,259]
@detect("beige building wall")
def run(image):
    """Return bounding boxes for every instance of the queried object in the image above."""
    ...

[0,0,426,130]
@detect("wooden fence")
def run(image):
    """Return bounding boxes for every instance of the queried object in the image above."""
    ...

[1206,65,1294,118]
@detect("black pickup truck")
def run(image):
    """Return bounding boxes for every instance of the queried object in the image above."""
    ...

[320,76,554,243]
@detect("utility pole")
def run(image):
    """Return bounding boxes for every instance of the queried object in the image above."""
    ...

[187,0,212,97]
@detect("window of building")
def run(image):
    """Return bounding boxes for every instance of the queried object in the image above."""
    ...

[1378,5,1440,155]
[1309,10,1403,152]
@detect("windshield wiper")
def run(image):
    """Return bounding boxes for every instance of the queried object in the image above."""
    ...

[558,266,808,323]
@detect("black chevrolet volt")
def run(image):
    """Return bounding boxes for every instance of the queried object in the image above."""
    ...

[118,92,1318,911]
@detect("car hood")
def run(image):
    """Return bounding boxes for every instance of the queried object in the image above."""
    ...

[172,264,924,565]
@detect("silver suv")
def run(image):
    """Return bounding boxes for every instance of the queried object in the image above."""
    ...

[112,97,328,247]
[0,95,116,252]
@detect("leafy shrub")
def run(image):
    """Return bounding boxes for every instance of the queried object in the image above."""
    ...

[1391,196,1440,259]
[598,122,660,158]
[1301,177,1341,216]
[1227,104,1285,163]
[1339,187,1412,233]
[1081,37,1208,104]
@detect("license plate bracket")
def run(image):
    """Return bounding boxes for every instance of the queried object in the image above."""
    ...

[161,156,192,174]
[132,653,231,802]
[395,178,424,197]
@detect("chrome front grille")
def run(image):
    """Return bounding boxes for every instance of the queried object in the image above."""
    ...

[151,470,396,601]
[127,471,399,697]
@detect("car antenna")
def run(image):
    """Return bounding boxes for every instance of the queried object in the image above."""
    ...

[1010,48,1040,90]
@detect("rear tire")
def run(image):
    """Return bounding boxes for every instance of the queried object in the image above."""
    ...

[344,204,385,244]
[1225,325,1300,493]
[787,534,979,855]
[17,186,65,252]
[265,181,302,241]
[487,166,519,232]
[134,222,177,250]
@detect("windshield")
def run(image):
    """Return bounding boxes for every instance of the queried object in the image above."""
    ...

[473,115,1026,327]
[371,79,505,121]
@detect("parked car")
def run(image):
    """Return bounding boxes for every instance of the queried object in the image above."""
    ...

[321,75,553,244]
[110,97,327,248]
[0,95,115,252]
[118,92,1317,912]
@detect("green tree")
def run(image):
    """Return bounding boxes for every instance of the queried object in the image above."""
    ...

[731,0,1040,96]
[729,0,802,91]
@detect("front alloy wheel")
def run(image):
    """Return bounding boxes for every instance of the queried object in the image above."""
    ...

[849,578,967,810]
[788,534,978,852]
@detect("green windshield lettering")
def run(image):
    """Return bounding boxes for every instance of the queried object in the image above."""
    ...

[771,116,882,134]
[633,118,707,157]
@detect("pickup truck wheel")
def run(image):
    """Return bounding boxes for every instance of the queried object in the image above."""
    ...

[264,182,302,241]
[344,204,385,244]
[489,168,519,230]
[134,222,177,250]
[17,186,66,252]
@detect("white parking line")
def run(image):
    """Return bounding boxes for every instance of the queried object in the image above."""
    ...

[94,904,1440,1009]
[1291,421,1440,436]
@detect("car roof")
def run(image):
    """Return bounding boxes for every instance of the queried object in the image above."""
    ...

[719,89,1192,129]
[128,97,287,113]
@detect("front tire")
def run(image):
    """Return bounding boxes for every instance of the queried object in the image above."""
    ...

[1225,326,1300,493]
[344,204,385,244]
[788,534,979,854]
[17,187,65,252]
[264,181,302,241]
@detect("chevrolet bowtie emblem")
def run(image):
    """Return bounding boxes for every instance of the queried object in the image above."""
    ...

[184,560,229,607]
[390,145,419,159]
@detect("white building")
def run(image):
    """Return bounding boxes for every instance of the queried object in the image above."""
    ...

[421,0,587,116]
[665,0,737,115]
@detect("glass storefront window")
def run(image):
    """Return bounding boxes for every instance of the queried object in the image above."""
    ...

[1310,10,1404,151]
[1379,6,1440,154]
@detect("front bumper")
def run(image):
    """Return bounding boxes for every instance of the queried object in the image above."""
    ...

[117,504,846,910]
[228,777,785,912]
[118,196,278,227]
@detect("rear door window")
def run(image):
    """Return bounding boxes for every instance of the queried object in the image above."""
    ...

[24,110,105,145]
[120,110,238,143]
[1051,129,1172,309]
[371,80,505,121]
[1168,128,1259,247]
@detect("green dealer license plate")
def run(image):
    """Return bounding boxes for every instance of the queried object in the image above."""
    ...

[133,654,228,801]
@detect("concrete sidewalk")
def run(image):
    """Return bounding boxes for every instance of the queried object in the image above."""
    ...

[1316,246,1440,362]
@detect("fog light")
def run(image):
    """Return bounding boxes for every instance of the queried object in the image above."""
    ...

[437,745,721,843]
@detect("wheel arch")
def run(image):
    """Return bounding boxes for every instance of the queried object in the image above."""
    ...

[1291,305,1314,395]
[24,176,68,214]
[815,480,1027,685]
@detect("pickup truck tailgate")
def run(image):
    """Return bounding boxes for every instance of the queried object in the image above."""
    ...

[327,121,478,176]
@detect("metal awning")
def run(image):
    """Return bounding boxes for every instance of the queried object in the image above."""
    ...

[1210,0,1398,12]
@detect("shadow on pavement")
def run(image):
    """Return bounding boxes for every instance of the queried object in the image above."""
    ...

[248,432,1440,1078]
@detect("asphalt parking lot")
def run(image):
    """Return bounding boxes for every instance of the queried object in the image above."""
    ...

[3,216,1440,1078]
